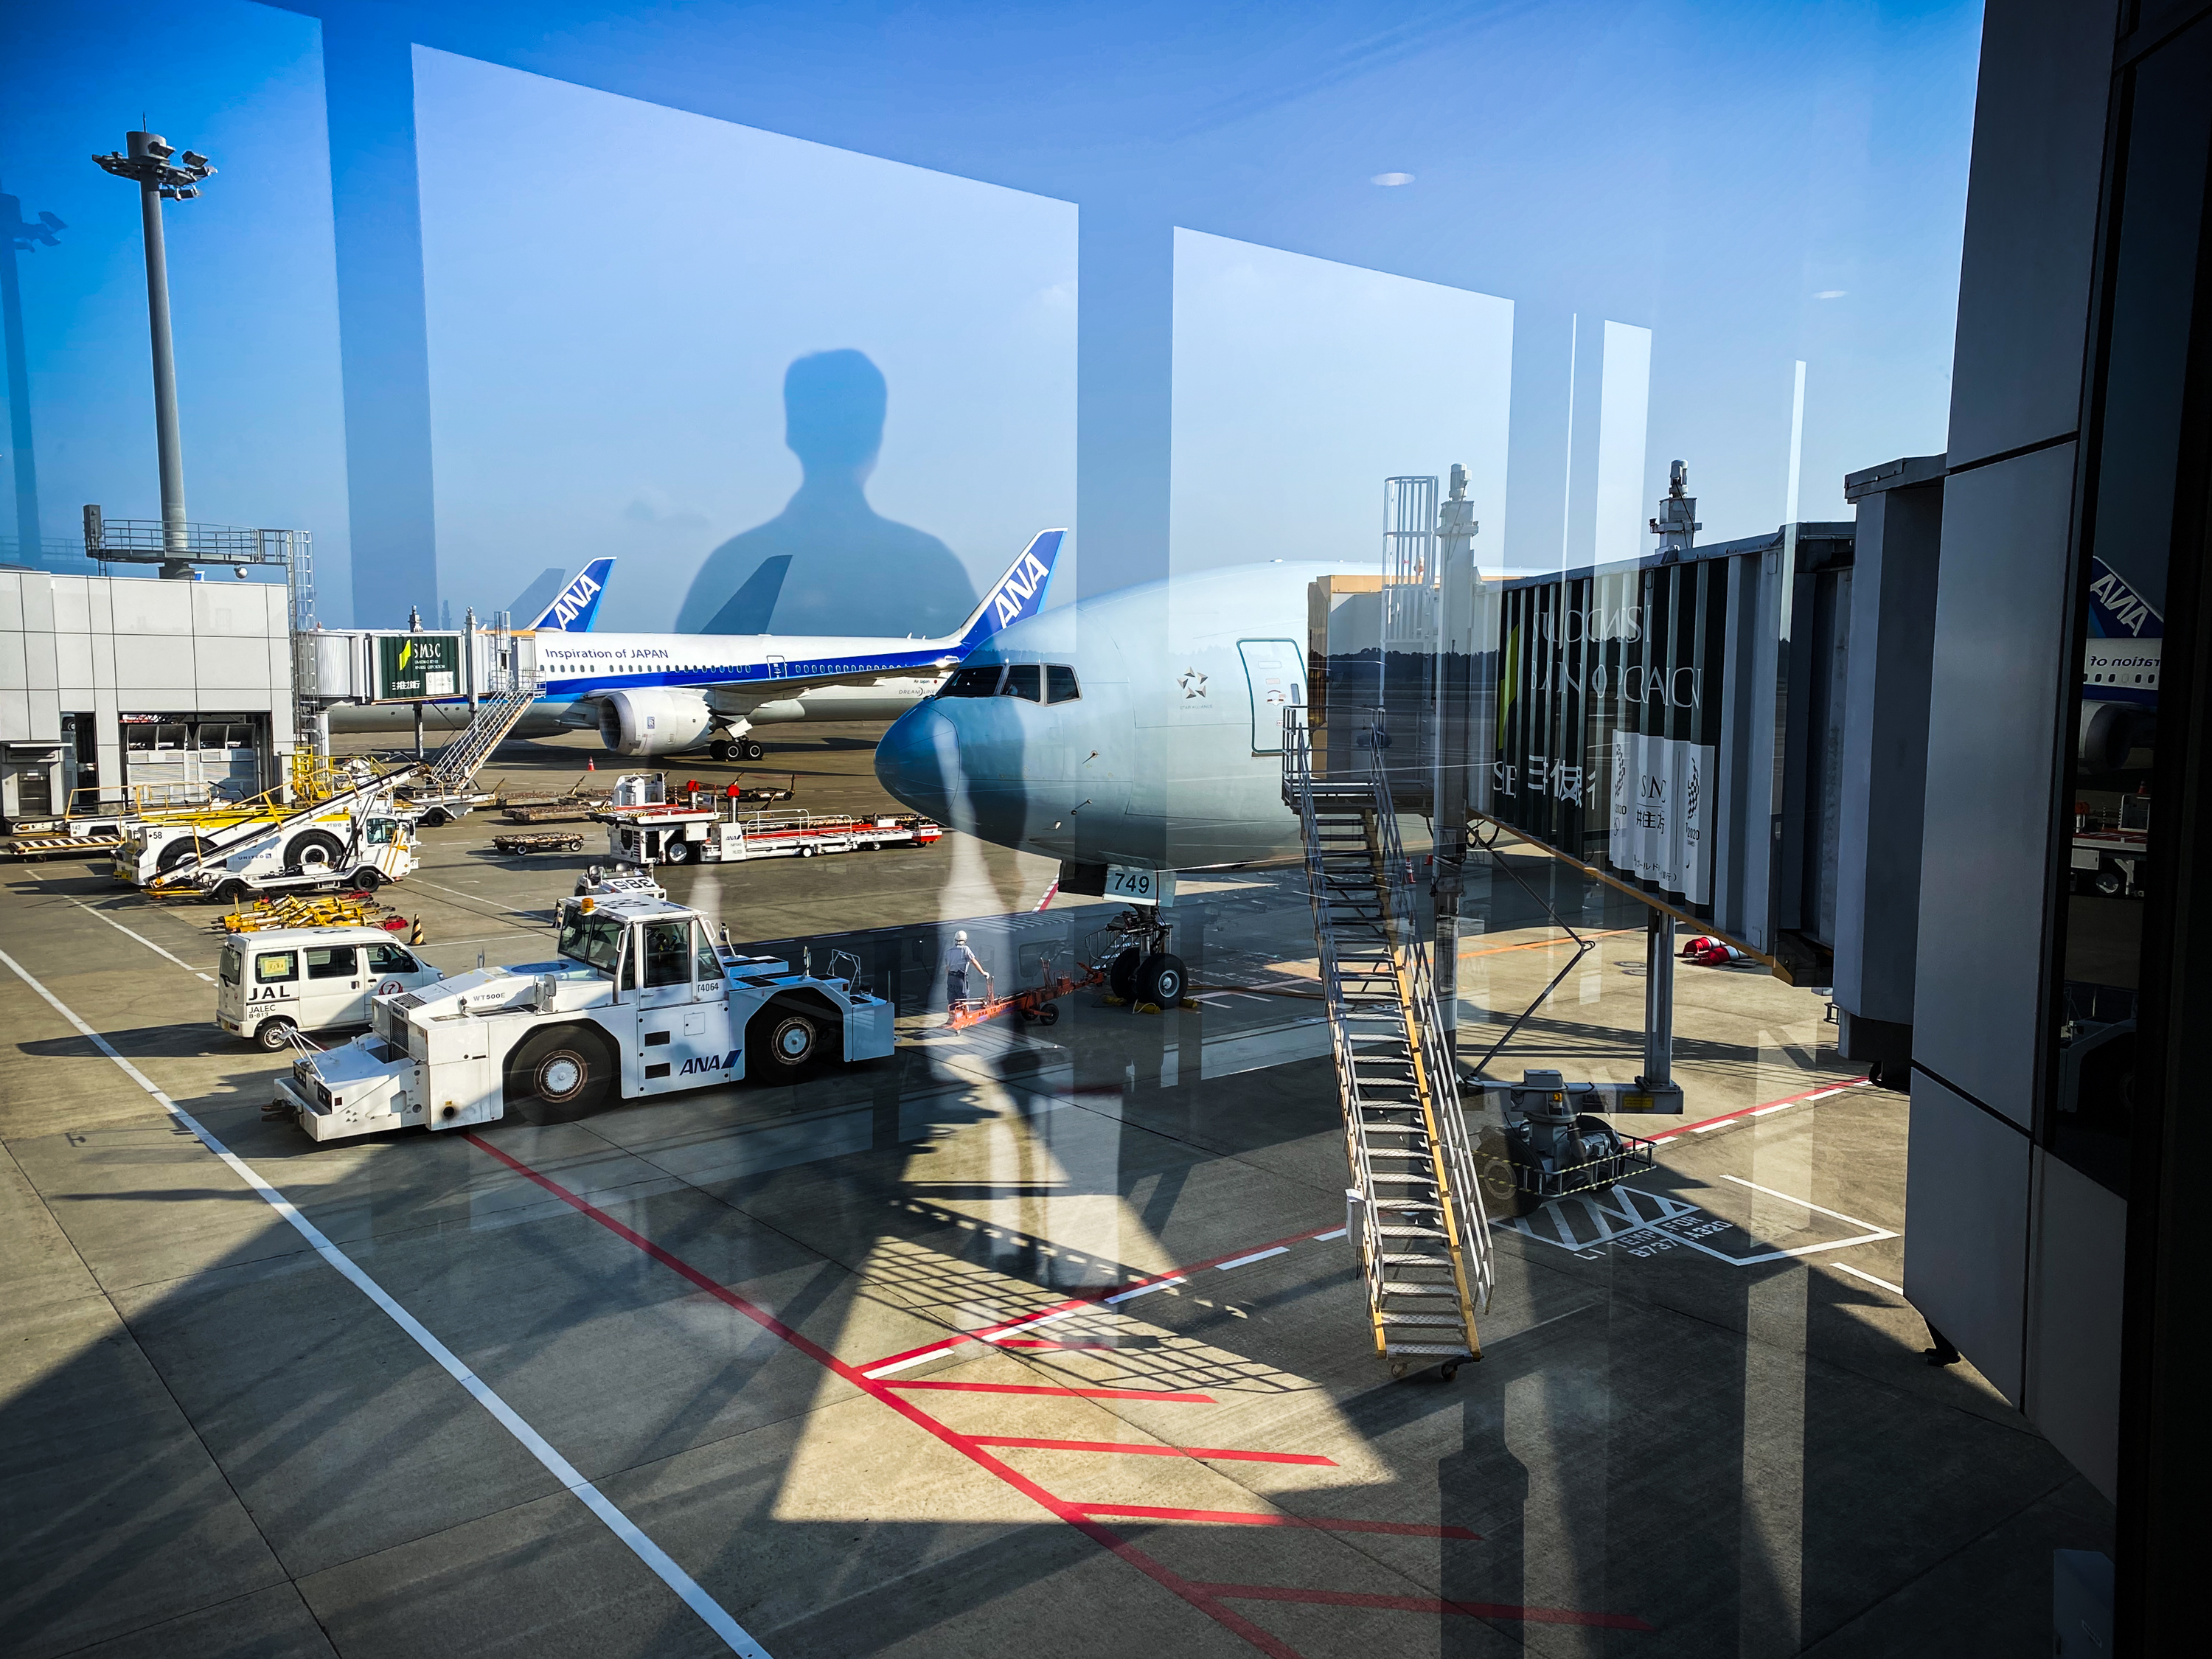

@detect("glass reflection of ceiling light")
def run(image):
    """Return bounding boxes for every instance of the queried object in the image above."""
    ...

[1371,172,1415,186]
[1815,289,1848,299]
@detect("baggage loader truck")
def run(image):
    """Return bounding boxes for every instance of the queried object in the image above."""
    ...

[270,886,894,1142]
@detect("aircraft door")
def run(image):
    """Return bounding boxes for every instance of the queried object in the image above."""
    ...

[1237,639,1306,754]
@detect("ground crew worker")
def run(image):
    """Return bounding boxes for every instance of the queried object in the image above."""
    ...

[944,930,990,1014]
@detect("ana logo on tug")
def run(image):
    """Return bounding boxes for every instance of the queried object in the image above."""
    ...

[678,1050,742,1076]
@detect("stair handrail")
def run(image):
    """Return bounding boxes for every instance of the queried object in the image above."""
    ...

[1282,705,1397,1349]
[1352,714,1495,1312]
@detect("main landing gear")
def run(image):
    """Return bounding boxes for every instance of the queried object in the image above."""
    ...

[710,735,767,762]
[1091,907,1188,1014]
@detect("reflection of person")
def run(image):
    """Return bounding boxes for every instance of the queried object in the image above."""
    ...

[677,350,978,636]
[944,929,990,1013]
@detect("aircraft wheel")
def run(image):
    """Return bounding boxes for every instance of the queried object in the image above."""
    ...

[710,740,734,762]
[1135,953,1186,1007]
[254,1017,297,1053]
[1106,948,1141,1001]
[740,740,766,761]
[507,1026,615,1118]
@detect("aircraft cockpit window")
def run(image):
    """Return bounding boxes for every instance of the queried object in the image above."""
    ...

[940,666,1004,698]
[999,664,1043,701]
[1046,665,1080,704]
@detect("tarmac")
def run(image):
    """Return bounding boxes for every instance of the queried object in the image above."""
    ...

[1,726,2114,1656]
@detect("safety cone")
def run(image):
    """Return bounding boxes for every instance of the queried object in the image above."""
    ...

[586,757,596,771]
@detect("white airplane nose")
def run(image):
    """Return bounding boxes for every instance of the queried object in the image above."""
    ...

[874,703,957,822]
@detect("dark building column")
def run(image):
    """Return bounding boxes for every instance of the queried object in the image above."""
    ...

[320,10,439,627]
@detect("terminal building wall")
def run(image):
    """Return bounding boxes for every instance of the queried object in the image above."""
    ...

[0,571,295,821]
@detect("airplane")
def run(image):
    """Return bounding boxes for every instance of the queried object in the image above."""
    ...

[872,560,1329,874]
[540,529,1064,761]
[330,560,617,740]
[2078,554,2159,773]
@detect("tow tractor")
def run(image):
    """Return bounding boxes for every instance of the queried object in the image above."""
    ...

[268,883,894,1142]
[1462,1068,1657,1217]
[592,773,940,866]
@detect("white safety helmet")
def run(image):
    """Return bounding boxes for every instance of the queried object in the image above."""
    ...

[955,930,968,944]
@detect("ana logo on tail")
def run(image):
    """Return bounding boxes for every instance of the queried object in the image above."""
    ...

[960,530,1065,646]
[532,559,617,632]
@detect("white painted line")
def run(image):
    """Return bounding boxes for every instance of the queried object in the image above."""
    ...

[1214,1246,1290,1271]
[1802,1087,1848,1102]
[1690,1119,1731,1132]
[1722,1174,1894,1237]
[58,894,215,981]
[1835,1263,1906,1296]
[1315,1227,1347,1242]
[1104,1275,1186,1305]
[1751,1103,1795,1116]
[0,945,768,1659]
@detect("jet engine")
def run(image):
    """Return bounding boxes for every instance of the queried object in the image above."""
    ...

[593,689,717,757]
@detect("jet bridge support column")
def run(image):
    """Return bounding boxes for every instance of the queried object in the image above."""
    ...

[1430,464,1481,1062]
[1640,908,1676,1090]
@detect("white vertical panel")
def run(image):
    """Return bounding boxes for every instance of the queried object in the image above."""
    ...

[1592,321,1652,568]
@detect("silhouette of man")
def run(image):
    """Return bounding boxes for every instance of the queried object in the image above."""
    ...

[676,349,978,637]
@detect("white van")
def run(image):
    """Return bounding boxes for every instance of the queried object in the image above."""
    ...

[217,928,442,1050]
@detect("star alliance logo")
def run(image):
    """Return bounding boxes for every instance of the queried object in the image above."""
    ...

[1178,667,1208,699]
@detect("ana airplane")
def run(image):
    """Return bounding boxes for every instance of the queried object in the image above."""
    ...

[330,559,617,741]
[545,529,1064,761]
[872,560,1326,875]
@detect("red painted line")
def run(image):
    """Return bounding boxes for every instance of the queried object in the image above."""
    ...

[972,1436,1338,1467]
[1190,1582,1653,1632]
[1642,1076,1872,1144]
[886,1380,1215,1403]
[858,1218,1344,1374]
[462,1133,1308,1659]
[1075,1503,1478,1539]
[995,1338,1119,1351]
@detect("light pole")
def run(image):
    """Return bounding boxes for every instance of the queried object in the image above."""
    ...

[0,187,63,568]
[94,131,213,578]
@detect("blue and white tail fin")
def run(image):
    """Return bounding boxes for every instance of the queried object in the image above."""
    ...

[530,558,616,631]
[953,530,1064,650]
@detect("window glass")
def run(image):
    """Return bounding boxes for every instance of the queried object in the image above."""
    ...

[1046,664,1080,703]
[999,664,1043,701]
[366,818,397,846]
[642,919,692,987]
[695,925,723,984]
[939,666,1003,698]
[219,946,240,986]
[557,907,624,971]
[125,725,155,753]
[254,950,299,984]
[366,943,418,975]
[306,946,358,981]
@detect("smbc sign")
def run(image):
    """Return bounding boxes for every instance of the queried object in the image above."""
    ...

[375,634,462,700]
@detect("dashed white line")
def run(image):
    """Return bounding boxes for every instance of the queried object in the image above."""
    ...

[1104,1275,1186,1304]
[1315,1227,1347,1242]
[1834,1262,1906,1296]
[1751,1103,1795,1117]
[58,893,215,981]
[0,944,768,1658]
[1214,1247,1290,1271]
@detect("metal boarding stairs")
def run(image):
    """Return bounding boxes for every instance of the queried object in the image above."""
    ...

[1281,706,1494,1378]
[425,684,539,791]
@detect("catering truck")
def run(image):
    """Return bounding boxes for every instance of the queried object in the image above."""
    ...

[269,885,894,1142]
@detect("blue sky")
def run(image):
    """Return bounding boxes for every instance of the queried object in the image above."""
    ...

[2,1,1983,621]
[0,1,346,599]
